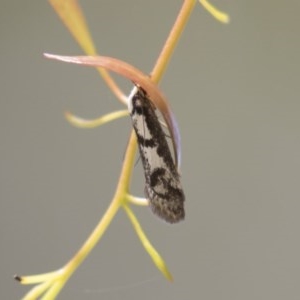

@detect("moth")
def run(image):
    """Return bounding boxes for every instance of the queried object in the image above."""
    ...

[129,87,185,223]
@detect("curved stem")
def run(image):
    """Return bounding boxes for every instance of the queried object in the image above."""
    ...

[63,0,195,282]
[63,0,195,278]
[62,130,138,282]
[20,1,197,298]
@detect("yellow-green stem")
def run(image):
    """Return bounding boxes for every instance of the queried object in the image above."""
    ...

[62,0,196,275]
[63,131,138,279]
[21,2,197,298]
[62,0,196,281]
[151,0,196,82]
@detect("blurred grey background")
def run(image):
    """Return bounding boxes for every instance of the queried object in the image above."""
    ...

[1,1,300,299]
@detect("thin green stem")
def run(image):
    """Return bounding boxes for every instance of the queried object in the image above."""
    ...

[63,131,138,280]
[20,1,198,298]
[61,0,196,279]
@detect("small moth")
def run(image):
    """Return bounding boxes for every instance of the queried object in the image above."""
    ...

[129,87,185,223]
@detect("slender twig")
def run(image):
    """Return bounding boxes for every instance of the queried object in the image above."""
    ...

[19,1,217,298]
[152,0,197,82]
[62,0,196,278]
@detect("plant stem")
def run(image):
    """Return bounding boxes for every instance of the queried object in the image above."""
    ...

[49,0,196,293]
[151,0,197,83]
[63,0,195,276]
[62,130,138,280]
